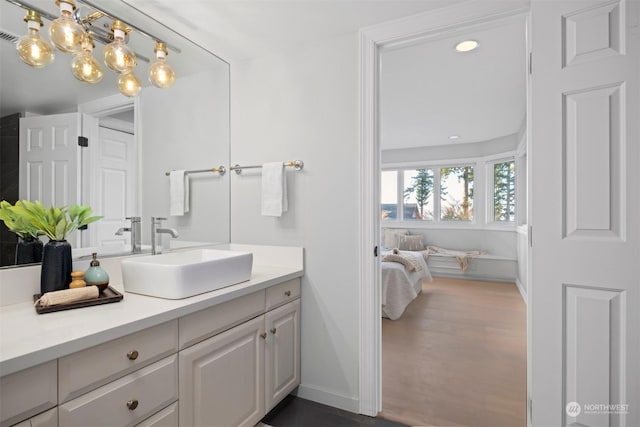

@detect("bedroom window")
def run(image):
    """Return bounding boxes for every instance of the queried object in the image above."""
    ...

[403,169,434,221]
[381,170,398,220]
[493,160,516,222]
[440,166,474,221]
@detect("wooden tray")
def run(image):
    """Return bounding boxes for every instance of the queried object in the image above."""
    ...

[33,286,124,314]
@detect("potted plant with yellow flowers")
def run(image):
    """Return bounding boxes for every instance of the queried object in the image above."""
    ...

[2,200,102,293]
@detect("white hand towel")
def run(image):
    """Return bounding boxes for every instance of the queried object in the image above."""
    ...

[261,162,288,217]
[169,170,190,216]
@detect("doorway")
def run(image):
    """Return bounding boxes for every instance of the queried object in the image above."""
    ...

[377,14,528,426]
[357,1,532,420]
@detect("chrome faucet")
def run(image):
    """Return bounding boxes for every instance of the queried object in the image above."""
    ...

[115,216,142,254]
[151,217,179,255]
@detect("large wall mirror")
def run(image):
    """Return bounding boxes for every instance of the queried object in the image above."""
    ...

[0,0,230,268]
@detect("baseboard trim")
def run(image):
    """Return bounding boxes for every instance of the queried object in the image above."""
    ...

[515,277,527,304]
[294,384,359,414]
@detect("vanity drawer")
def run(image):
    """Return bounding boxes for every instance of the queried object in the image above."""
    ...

[135,402,178,427]
[0,360,57,427]
[179,290,265,349]
[59,320,178,402]
[59,355,178,427]
[266,279,300,310]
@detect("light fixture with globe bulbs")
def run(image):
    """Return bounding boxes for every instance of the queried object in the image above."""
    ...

[70,33,103,83]
[148,41,176,88]
[16,10,55,68]
[9,0,181,97]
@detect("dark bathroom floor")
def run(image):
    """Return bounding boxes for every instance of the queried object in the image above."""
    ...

[262,395,407,427]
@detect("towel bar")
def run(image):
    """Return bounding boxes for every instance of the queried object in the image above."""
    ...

[165,166,226,176]
[230,160,304,175]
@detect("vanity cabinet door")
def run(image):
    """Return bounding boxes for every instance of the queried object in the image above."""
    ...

[265,299,301,412]
[179,315,265,427]
[0,360,57,427]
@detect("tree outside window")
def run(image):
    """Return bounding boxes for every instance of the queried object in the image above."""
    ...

[440,166,474,221]
[494,160,516,222]
[403,169,434,221]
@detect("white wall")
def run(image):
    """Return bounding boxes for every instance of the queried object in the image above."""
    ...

[382,132,520,163]
[230,33,361,411]
[140,67,230,246]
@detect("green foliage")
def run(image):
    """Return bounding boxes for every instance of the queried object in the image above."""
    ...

[0,201,41,238]
[494,161,516,221]
[0,200,102,241]
[440,166,474,220]
[404,169,433,219]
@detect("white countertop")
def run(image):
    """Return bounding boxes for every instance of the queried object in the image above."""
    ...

[0,253,303,377]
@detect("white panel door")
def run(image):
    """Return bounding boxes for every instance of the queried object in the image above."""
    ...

[19,113,82,247]
[530,1,639,426]
[90,126,137,248]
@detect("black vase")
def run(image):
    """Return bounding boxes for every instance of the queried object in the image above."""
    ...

[15,236,43,265]
[41,240,72,294]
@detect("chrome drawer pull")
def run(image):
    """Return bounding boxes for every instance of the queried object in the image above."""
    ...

[270,328,277,335]
[127,399,139,410]
[127,350,139,360]
[284,290,291,297]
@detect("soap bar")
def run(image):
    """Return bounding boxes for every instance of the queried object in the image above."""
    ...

[35,286,99,307]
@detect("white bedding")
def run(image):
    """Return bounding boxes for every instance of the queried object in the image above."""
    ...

[381,250,432,320]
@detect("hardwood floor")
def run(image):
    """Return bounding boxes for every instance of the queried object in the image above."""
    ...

[381,277,526,427]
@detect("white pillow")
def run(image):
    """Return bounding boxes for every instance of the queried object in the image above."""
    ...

[382,228,408,249]
[397,235,424,251]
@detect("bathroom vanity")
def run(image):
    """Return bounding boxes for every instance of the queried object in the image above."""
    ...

[0,244,303,427]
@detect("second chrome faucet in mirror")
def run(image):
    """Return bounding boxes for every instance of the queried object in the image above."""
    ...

[115,217,142,254]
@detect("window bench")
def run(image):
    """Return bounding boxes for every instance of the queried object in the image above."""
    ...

[426,253,517,282]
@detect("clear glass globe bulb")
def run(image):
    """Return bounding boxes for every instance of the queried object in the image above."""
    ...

[71,53,103,84]
[16,26,54,68]
[48,2,85,54]
[71,37,103,83]
[117,71,142,97]
[103,29,136,73]
[148,57,176,88]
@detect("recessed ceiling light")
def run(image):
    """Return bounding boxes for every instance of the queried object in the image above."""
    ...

[449,135,460,140]
[455,40,479,52]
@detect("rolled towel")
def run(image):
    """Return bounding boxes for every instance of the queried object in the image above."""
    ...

[35,286,99,307]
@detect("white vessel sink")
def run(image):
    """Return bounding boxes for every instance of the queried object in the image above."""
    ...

[121,249,253,299]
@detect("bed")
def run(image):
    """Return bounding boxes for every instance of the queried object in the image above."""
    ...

[381,249,432,320]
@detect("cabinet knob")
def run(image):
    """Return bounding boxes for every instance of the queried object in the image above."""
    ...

[127,350,139,360]
[127,399,139,410]
[270,328,277,334]
[284,290,291,297]
[260,332,267,339]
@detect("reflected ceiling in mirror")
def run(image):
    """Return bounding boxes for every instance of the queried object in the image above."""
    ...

[0,0,227,116]
[0,0,230,269]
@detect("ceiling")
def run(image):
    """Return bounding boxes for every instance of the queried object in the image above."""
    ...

[123,0,463,61]
[2,0,526,144]
[380,17,527,150]
[124,0,526,150]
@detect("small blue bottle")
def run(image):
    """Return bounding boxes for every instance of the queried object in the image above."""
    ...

[85,253,109,292]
